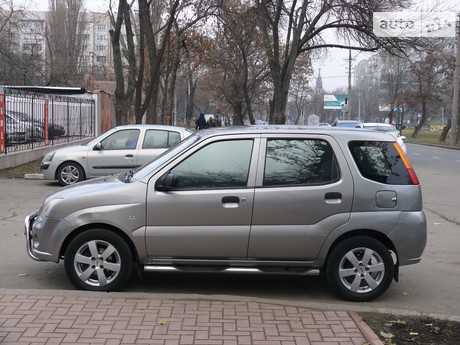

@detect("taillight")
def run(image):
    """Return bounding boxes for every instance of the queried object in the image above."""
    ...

[393,142,419,185]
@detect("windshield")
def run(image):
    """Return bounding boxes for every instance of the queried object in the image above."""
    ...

[131,133,200,180]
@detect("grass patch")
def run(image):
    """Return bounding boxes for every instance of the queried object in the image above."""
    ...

[402,129,460,148]
[0,158,42,179]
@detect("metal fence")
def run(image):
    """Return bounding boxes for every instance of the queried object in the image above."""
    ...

[0,89,95,155]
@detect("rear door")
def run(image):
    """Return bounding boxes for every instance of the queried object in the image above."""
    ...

[248,134,354,261]
[136,129,183,166]
[145,136,260,259]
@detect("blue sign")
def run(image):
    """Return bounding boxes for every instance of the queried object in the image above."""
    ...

[324,94,347,110]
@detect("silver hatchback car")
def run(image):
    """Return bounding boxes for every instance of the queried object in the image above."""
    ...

[25,126,426,301]
[40,124,193,186]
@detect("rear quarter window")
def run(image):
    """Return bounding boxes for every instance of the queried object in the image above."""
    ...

[349,141,411,185]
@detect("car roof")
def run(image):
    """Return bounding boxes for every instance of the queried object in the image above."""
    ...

[194,125,396,142]
[112,124,191,131]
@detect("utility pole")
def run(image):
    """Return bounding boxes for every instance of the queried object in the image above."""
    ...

[451,16,460,145]
[346,49,353,120]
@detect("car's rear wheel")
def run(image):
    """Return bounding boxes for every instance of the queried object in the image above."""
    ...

[57,161,85,186]
[326,236,394,302]
[64,229,133,291]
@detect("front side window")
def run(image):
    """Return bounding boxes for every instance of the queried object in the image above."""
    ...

[168,140,253,189]
[349,141,411,185]
[143,130,181,149]
[264,139,339,186]
[100,129,139,150]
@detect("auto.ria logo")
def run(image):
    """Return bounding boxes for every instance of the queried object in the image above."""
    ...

[373,12,456,37]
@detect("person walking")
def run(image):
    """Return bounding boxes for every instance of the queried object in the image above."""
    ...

[195,113,206,130]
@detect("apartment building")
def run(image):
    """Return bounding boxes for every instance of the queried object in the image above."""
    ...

[3,9,113,83]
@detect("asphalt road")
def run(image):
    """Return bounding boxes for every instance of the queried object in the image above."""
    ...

[1,142,459,320]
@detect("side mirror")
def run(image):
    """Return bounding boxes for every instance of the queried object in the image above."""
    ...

[400,136,406,141]
[93,142,103,151]
[155,172,178,192]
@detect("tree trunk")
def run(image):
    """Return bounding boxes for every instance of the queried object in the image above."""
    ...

[439,119,451,142]
[185,74,196,128]
[412,99,427,138]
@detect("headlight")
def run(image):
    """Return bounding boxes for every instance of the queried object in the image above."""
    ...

[43,151,56,162]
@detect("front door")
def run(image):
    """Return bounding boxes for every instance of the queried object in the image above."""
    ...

[145,138,257,259]
[87,129,140,177]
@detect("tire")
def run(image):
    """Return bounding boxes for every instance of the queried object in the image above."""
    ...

[57,161,85,186]
[326,236,394,302]
[64,229,133,291]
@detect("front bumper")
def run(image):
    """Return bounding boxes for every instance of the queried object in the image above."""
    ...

[24,210,41,261]
[25,209,67,263]
[40,162,57,180]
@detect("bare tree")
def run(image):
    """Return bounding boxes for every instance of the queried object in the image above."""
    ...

[254,0,413,124]
[405,48,454,138]
[109,0,221,125]
[379,52,410,126]
[108,0,136,125]
[288,53,313,125]
[204,0,269,125]
[45,0,87,86]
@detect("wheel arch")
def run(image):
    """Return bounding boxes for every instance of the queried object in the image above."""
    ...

[325,229,398,267]
[55,160,87,180]
[59,223,139,264]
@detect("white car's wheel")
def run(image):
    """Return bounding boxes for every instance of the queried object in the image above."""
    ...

[57,162,85,186]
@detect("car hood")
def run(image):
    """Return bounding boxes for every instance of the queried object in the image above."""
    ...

[46,175,131,200]
[42,175,147,220]
[53,144,90,157]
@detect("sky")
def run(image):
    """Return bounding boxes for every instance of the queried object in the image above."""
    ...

[312,48,370,93]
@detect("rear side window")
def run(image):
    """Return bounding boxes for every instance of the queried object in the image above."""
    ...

[264,139,339,186]
[143,129,181,149]
[349,141,411,185]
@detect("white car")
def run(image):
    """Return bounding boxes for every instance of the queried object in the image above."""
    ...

[40,124,193,186]
[362,123,406,153]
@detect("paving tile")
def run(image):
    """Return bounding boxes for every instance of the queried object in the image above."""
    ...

[0,294,374,345]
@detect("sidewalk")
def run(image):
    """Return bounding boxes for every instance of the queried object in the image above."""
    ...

[0,291,383,345]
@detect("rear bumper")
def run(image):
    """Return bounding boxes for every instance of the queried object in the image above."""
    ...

[388,210,427,266]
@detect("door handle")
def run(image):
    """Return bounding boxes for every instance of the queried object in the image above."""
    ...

[325,192,342,199]
[222,196,240,208]
[125,154,134,158]
[324,192,342,204]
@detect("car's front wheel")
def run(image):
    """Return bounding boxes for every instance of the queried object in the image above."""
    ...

[64,229,133,291]
[57,161,85,186]
[326,236,394,302]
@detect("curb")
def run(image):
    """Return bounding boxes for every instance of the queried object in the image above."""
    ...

[349,311,384,345]
[24,173,44,179]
